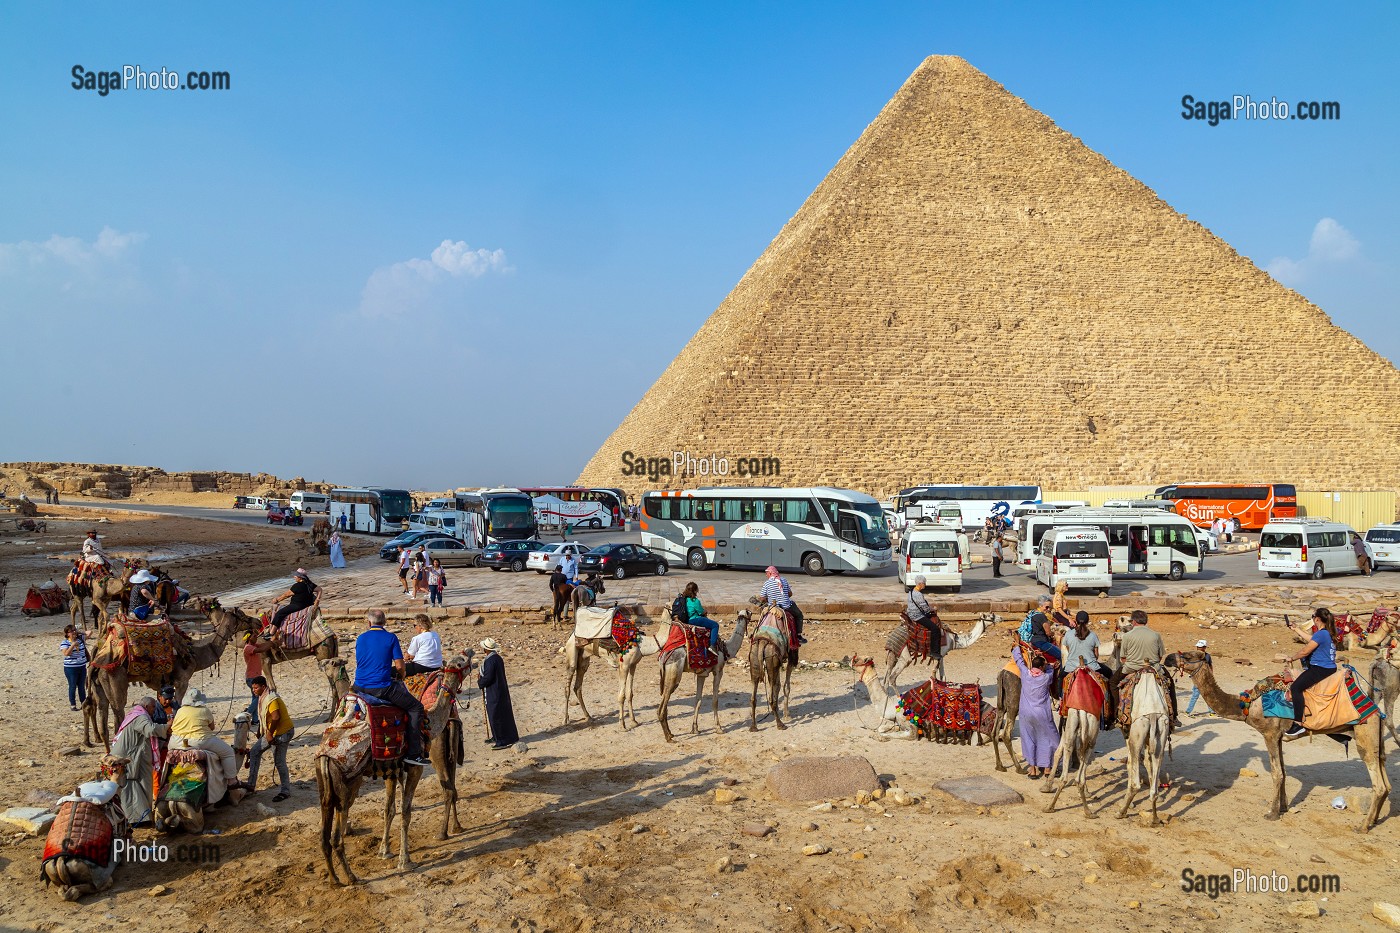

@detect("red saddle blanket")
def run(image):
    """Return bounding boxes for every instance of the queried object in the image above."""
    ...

[368,705,409,761]
[611,613,642,651]
[68,563,111,587]
[22,586,67,615]
[404,670,453,713]
[662,622,716,671]
[897,680,983,732]
[1062,668,1107,717]
[43,800,114,868]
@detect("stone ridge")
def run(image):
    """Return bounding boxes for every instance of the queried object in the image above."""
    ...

[578,55,1400,498]
[0,462,333,499]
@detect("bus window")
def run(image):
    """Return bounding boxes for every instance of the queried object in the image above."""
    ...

[839,514,860,545]
[720,499,745,522]
[694,499,715,521]
[783,498,823,527]
[1055,540,1109,559]
[764,501,783,523]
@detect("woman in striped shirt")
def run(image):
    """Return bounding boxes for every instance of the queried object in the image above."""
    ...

[60,625,88,710]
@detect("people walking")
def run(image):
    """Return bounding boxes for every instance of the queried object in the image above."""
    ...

[1185,639,1212,715]
[478,637,519,749]
[328,528,347,569]
[405,615,443,676]
[426,558,446,607]
[60,625,88,710]
[247,677,293,801]
[1012,645,1058,779]
[398,545,413,594]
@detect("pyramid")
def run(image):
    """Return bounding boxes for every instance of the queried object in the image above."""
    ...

[579,56,1400,497]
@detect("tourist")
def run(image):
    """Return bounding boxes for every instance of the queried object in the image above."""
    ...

[1284,608,1338,739]
[559,548,580,585]
[1223,518,1234,544]
[411,546,430,599]
[81,529,111,574]
[1352,533,1371,576]
[337,512,347,531]
[1115,609,1178,728]
[328,527,346,569]
[426,558,446,607]
[111,697,168,825]
[760,565,806,644]
[169,688,239,791]
[269,568,320,631]
[1011,645,1058,779]
[681,581,721,656]
[905,576,940,639]
[247,677,293,801]
[60,624,88,710]
[991,535,1005,577]
[1023,594,1062,663]
[1060,611,1102,675]
[398,545,413,594]
[405,615,443,676]
[128,569,159,620]
[242,633,272,729]
[1051,579,1072,628]
[1185,639,1212,716]
[351,610,430,766]
[477,637,519,749]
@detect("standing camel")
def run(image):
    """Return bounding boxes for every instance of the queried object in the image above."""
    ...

[229,607,343,710]
[87,606,254,750]
[1115,670,1171,825]
[1168,650,1391,832]
[1042,669,1107,818]
[315,654,472,885]
[883,613,1000,686]
[1369,655,1400,743]
[656,611,750,742]
[748,604,794,731]
[70,559,140,631]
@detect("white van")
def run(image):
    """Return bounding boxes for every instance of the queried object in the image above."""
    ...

[1036,526,1112,591]
[290,491,331,513]
[898,522,963,591]
[243,496,269,510]
[1364,523,1400,571]
[1259,518,1360,579]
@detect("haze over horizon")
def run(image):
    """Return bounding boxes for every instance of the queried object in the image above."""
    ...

[2,3,1395,490]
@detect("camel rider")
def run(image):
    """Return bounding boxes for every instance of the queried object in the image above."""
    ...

[760,566,807,645]
[352,610,430,768]
[1062,610,1113,723]
[128,569,160,621]
[81,530,112,578]
[905,577,942,646]
[1113,609,1178,729]
[268,568,320,635]
[1022,594,1062,663]
[169,688,243,795]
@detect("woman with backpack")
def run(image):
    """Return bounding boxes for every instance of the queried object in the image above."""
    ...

[673,582,721,658]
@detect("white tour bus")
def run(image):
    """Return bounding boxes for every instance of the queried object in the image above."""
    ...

[895,485,1042,531]
[1365,523,1400,572]
[289,491,331,513]
[641,486,892,575]
[1015,507,1204,581]
[329,487,414,535]
[1258,518,1360,579]
[1036,526,1113,591]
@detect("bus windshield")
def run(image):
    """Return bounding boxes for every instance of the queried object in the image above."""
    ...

[380,491,413,520]
[850,502,890,549]
[489,498,535,530]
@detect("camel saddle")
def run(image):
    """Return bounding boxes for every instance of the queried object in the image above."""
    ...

[41,800,117,871]
[1251,666,1379,731]
[1062,668,1108,719]
[895,613,941,663]
[94,615,189,679]
[1116,668,1173,733]
[573,605,616,641]
[319,691,430,778]
[161,748,211,809]
[68,562,111,588]
[755,605,798,652]
[261,606,333,653]
[662,622,717,671]
[898,679,982,738]
[404,668,460,718]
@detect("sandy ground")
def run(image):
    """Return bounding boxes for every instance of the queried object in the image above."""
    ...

[0,515,1397,932]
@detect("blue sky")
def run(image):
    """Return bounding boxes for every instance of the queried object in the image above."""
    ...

[1,2,1395,489]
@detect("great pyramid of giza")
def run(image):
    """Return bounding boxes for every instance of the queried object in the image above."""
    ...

[579,56,1400,497]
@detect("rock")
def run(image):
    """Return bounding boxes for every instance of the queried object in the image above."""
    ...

[712,856,734,874]
[890,789,917,806]
[870,787,884,799]
[254,803,277,818]
[1239,768,1259,778]
[53,747,82,759]
[766,756,880,803]
[467,614,484,626]
[801,822,818,832]
[808,802,834,812]
[713,788,741,805]
[801,844,831,857]
[630,824,649,835]
[1287,900,1320,919]
[17,759,37,768]
[148,885,168,897]
[1373,902,1400,929]
[1084,873,1099,884]
[932,775,1024,807]
[741,823,774,838]
[515,742,529,753]
[1126,901,1141,910]
[1053,849,1069,858]
[1,807,55,834]
[854,790,873,805]
[851,851,866,860]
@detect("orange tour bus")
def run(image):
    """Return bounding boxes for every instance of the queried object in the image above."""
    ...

[1151,483,1297,530]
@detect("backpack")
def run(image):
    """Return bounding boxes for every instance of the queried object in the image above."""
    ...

[671,594,691,624]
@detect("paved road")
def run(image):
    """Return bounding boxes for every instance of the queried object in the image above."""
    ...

[60,500,317,530]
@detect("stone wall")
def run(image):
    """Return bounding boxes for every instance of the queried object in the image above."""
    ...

[577,56,1400,499]
[0,462,335,500]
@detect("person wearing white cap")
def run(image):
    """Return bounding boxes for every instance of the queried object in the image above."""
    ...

[128,569,160,620]
[477,638,518,749]
[1185,639,1212,716]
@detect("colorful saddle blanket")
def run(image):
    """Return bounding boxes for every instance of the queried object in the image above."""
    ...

[891,615,939,662]
[1249,666,1380,730]
[99,616,185,680]
[1240,672,1293,707]
[42,800,117,870]
[1116,668,1174,733]
[611,611,642,651]
[161,749,210,808]
[22,585,67,616]
[897,679,983,733]
[753,606,795,652]
[662,622,716,671]
[404,669,457,715]
[264,606,333,651]
[68,562,111,587]
[1062,668,1108,718]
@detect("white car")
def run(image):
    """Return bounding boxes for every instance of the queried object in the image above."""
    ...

[526,542,592,574]
[1193,527,1219,554]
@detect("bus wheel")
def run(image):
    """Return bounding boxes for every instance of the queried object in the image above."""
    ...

[1168,562,1185,582]
[589,519,601,529]
[1311,561,1325,580]
[686,549,708,572]
[803,553,826,576]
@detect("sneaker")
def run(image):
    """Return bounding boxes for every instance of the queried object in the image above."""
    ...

[71,704,79,711]
[1284,724,1308,739]
[272,792,290,802]
[798,636,809,645]
[403,757,433,768]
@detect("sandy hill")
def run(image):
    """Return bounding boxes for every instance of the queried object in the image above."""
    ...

[577,56,1400,498]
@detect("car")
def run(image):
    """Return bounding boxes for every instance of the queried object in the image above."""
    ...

[267,506,304,526]
[1193,527,1219,554]
[416,537,483,568]
[578,542,669,580]
[379,530,456,560]
[526,542,592,574]
[478,539,549,572]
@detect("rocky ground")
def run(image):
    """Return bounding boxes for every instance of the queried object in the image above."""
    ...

[0,513,1397,932]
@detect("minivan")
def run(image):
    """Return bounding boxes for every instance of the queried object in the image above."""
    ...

[898,522,963,591]
[243,496,269,510]
[1364,523,1400,571]
[1036,526,1112,590]
[1258,518,1359,579]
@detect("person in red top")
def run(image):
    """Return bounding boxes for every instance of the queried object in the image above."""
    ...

[243,633,274,729]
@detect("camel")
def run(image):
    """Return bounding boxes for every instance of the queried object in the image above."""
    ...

[1042,670,1106,819]
[228,607,343,710]
[69,559,140,631]
[656,611,750,742]
[849,655,916,739]
[155,716,251,834]
[1370,655,1400,743]
[88,606,254,751]
[748,604,795,731]
[1115,669,1171,825]
[316,653,473,885]
[883,612,1000,686]
[309,519,331,556]
[1168,649,1391,832]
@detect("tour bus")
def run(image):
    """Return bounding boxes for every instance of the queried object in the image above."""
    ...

[518,487,625,530]
[640,486,892,575]
[329,487,414,535]
[1015,507,1204,580]
[904,501,963,529]
[897,521,964,591]
[289,491,331,514]
[1365,523,1400,572]
[1258,518,1360,579]
[454,488,538,543]
[895,485,1042,531]
[1035,526,1113,591]
[1151,482,1297,530]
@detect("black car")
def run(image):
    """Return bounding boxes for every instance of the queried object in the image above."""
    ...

[378,530,455,560]
[579,543,668,579]
[478,539,548,572]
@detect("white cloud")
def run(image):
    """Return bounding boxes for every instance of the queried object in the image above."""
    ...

[358,239,509,318]
[0,226,147,274]
[1266,217,1360,287]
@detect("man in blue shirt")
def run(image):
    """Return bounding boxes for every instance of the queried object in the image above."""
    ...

[352,610,430,766]
[559,550,580,585]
